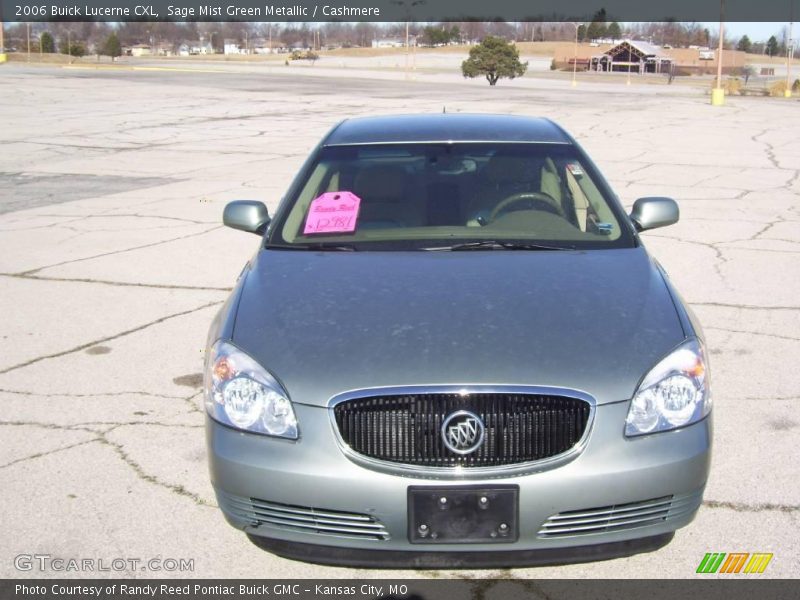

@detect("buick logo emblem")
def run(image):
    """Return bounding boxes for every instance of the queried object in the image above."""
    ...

[442,410,485,455]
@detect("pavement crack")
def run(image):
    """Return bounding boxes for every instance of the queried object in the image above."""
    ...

[703,499,799,513]
[97,435,215,507]
[689,302,800,311]
[646,234,731,287]
[17,226,222,276]
[0,438,102,470]
[753,128,781,170]
[0,272,232,292]
[705,326,800,343]
[0,387,190,400]
[0,300,223,376]
[0,420,214,506]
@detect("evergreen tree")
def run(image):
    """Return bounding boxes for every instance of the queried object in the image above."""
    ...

[736,35,752,53]
[40,31,55,53]
[102,32,122,61]
[766,35,779,56]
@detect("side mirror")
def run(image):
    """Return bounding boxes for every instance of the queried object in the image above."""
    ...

[629,197,679,232]
[223,201,270,235]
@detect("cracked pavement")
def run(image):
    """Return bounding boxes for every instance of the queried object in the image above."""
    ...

[0,63,798,579]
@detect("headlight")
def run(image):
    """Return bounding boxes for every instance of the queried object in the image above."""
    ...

[625,338,711,437]
[204,340,298,439]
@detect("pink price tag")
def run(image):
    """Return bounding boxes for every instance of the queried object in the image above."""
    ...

[303,191,361,235]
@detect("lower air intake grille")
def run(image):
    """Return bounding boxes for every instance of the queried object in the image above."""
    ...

[333,392,591,468]
[538,496,682,537]
[223,493,389,541]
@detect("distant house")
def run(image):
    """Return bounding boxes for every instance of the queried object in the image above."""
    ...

[181,41,213,55]
[130,44,152,57]
[224,39,247,55]
[252,39,287,54]
[372,38,413,48]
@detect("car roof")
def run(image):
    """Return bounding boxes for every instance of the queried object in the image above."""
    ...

[323,114,572,146]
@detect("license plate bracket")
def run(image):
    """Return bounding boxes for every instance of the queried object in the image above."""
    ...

[408,485,519,544]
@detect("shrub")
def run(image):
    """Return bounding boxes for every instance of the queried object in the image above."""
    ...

[722,77,742,95]
[768,80,789,96]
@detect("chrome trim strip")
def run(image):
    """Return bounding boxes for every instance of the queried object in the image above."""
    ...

[326,384,596,479]
[324,140,571,147]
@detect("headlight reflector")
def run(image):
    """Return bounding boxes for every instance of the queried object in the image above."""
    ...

[205,341,298,439]
[625,339,710,437]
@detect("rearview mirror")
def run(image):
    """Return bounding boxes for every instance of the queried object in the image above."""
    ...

[629,197,679,232]
[223,201,270,235]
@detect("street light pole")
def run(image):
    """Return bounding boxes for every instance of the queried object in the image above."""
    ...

[711,0,725,105]
[405,21,410,80]
[786,16,794,98]
[572,22,581,87]
[27,22,31,62]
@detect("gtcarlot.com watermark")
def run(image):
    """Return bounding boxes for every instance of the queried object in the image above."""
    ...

[14,554,194,573]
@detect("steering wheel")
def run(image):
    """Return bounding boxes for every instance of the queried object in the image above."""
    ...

[488,192,563,223]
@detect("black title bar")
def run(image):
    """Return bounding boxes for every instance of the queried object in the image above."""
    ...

[3,580,800,600]
[1,0,799,23]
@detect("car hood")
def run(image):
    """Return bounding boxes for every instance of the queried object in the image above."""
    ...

[232,247,684,406]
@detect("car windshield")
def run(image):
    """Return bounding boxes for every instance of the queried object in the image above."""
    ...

[269,143,634,250]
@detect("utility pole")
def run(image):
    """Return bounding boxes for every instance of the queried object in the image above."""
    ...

[27,22,31,62]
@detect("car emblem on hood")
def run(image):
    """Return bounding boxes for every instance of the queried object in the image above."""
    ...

[442,410,485,455]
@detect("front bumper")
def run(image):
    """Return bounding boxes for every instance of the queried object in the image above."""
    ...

[207,400,711,566]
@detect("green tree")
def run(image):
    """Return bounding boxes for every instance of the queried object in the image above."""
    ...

[766,35,779,56]
[607,22,621,40]
[40,31,55,53]
[586,8,608,40]
[576,24,587,42]
[422,26,451,47]
[102,32,121,61]
[736,35,752,53]
[59,39,86,58]
[586,21,601,41]
[461,36,528,86]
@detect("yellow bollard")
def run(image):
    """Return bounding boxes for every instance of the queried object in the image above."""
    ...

[711,87,725,106]
[784,89,793,98]
[0,54,7,64]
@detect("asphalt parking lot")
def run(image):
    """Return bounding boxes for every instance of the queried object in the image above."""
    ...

[0,62,798,580]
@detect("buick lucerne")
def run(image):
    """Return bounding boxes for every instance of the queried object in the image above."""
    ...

[204,114,712,567]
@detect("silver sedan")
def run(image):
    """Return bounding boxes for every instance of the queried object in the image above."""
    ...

[204,114,712,567]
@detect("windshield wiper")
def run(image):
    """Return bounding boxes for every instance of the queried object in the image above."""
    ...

[268,243,358,251]
[424,240,576,251]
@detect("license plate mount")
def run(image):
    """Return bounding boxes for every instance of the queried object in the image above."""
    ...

[408,485,519,544]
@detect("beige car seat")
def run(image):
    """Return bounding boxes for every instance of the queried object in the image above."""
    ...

[352,164,426,228]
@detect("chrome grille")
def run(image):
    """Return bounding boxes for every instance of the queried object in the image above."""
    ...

[333,392,591,468]
[222,493,389,541]
[538,493,700,538]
